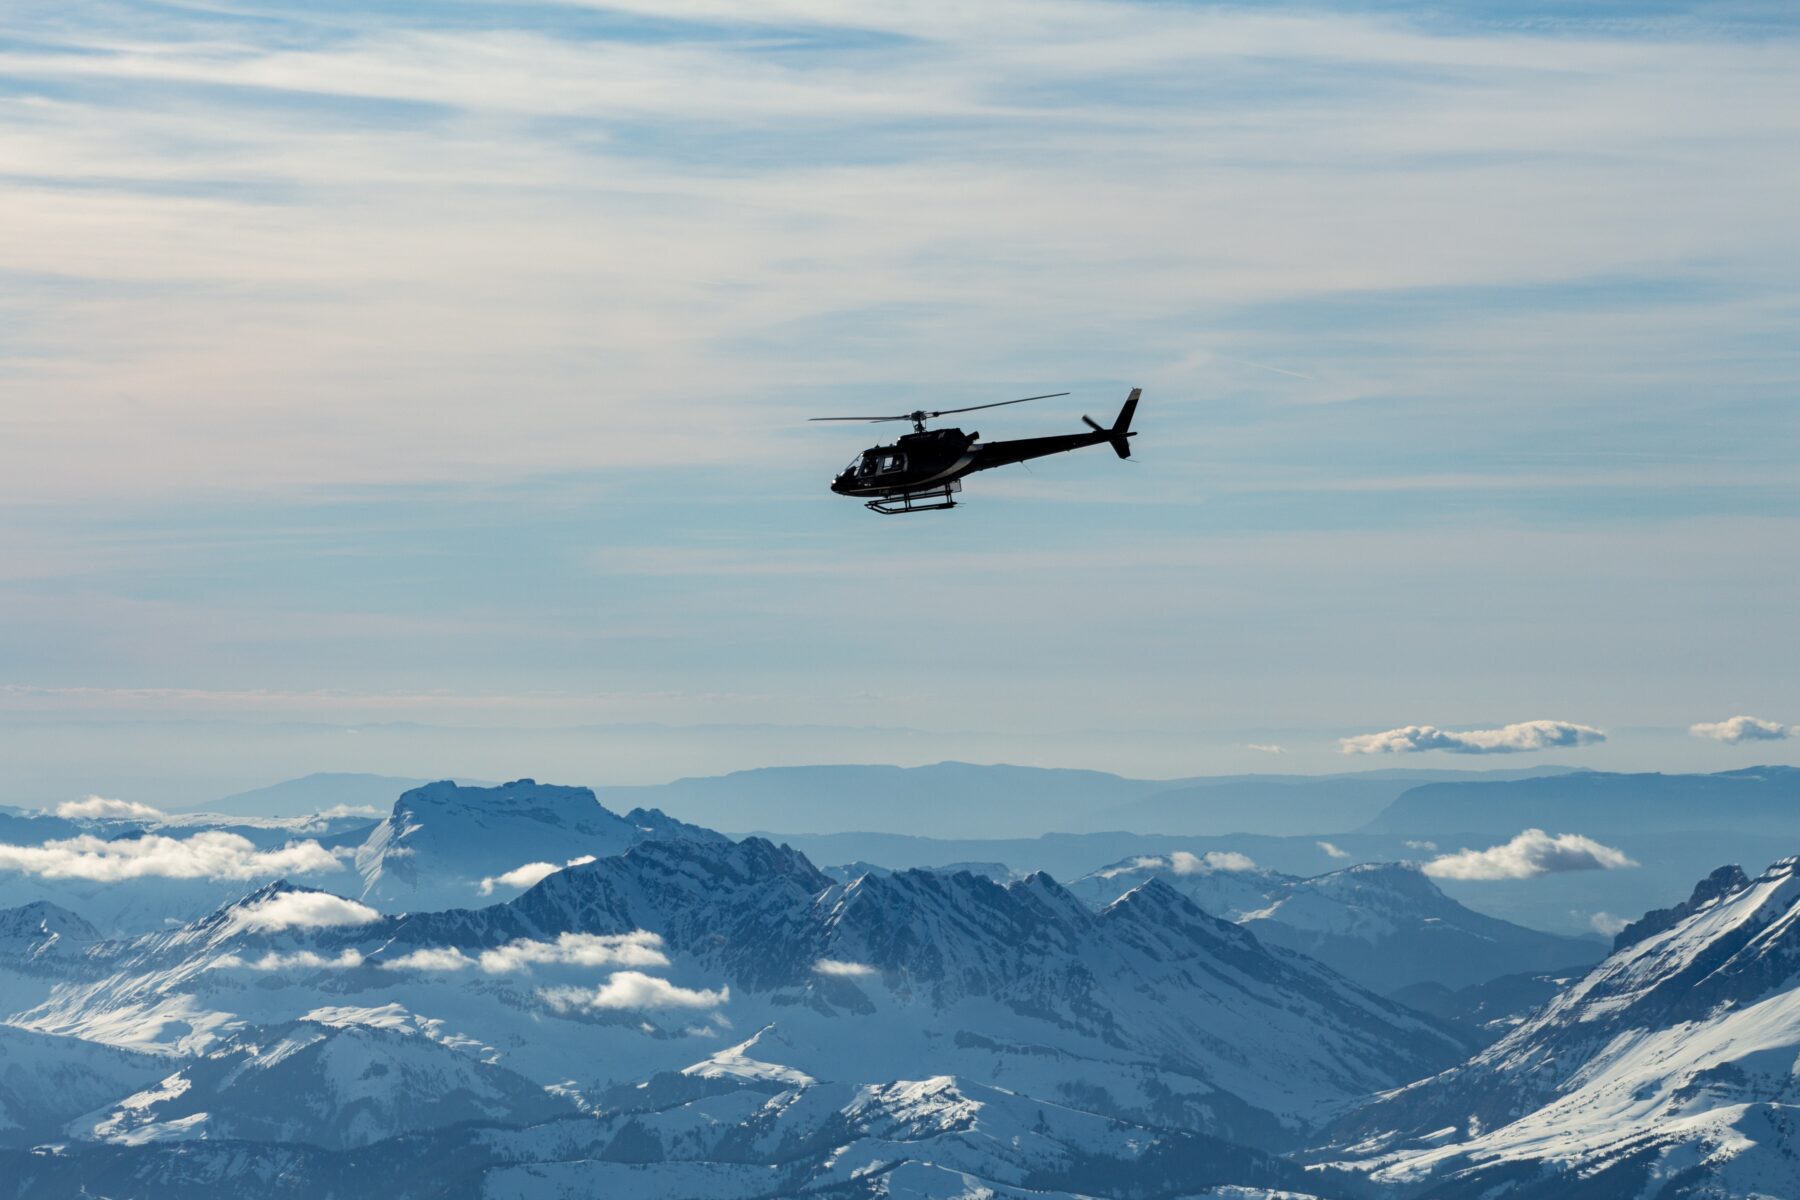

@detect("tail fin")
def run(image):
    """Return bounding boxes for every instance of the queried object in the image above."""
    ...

[1083,387,1140,459]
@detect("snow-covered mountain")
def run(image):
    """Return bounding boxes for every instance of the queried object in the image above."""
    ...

[352,778,726,911]
[1072,856,1601,992]
[14,834,1468,1159]
[0,1056,1348,1198]
[1328,856,1800,1197]
[73,1011,576,1148]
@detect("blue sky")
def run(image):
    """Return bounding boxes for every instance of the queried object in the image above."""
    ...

[1,0,1796,803]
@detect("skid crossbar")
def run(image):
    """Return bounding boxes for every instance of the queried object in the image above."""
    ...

[866,480,960,514]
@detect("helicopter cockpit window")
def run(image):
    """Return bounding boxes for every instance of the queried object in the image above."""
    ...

[856,455,877,477]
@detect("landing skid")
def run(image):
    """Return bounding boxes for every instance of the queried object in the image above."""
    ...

[866,480,960,515]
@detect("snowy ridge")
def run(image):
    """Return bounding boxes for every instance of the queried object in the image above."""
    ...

[1328,856,1800,1197]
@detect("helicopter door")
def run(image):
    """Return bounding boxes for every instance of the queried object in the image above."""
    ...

[878,453,906,474]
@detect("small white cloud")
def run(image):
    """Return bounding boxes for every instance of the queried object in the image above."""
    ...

[1423,829,1637,881]
[0,832,344,882]
[478,930,668,974]
[1690,715,1792,744]
[1589,911,1631,937]
[540,971,728,1012]
[229,891,381,933]
[1317,841,1351,860]
[1245,743,1285,754]
[1403,839,1438,851]
[54,796,166,821]
[478,854,598,895]
[813,958,876,977]
[380,946,476,972]
[1340,719,1606,755]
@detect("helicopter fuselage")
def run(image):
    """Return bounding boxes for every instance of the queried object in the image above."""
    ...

[826,388,1140,512]
[830,427,1128,496]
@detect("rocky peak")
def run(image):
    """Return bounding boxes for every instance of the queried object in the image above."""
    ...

[1613,863,1753,952]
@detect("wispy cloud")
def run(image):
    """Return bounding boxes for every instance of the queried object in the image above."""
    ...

[1317,841,1351,860]
[213,948,366,971]
[0,832,343,882]
[379,947,476,972]
[1340,719,1605,755]
[813,959,876,978]
[1423,829,1636,881]
[1690,715,1792,743]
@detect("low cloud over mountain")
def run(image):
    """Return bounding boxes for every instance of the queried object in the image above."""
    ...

[1341,719,1605,755]
[1422,829,1637,881]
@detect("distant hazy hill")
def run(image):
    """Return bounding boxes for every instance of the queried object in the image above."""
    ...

[190,772,491,818]
[602,761,1584,838]
[1110,765,1579,838]
[1363,766,1800,838]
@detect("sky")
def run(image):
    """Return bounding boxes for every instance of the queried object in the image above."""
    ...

[2,0,1797,806]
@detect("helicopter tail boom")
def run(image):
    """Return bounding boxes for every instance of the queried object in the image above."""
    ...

[1082,387,1140,459]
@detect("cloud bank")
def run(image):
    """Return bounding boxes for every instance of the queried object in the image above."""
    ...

[0,832,343,882]
[1690,715,1792,743]
[1340,719,1605,755]
[478,854,597,895]
[540,971,728,1012]
[1423,829,1636,881]
[229,891,381,933]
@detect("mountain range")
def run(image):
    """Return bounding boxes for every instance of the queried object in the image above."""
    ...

[6,771,1800,1197]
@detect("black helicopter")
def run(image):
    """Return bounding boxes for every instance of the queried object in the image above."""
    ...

[813,388,1141,513]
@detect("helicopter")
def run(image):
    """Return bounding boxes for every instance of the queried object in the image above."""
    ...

[812,387,1140,513]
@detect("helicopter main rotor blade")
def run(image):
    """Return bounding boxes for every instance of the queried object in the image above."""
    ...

[925,392,1069,418]
[806,415,911,423]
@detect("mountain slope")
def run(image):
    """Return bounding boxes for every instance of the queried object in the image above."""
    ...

[72,1013,575,1148]
[1328,856,1800,1197]
[1071,857,1601,992]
